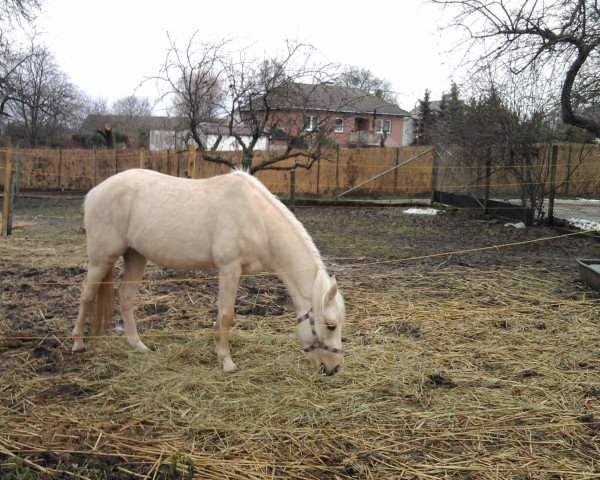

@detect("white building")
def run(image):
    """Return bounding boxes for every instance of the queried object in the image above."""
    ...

[149,121,268,152]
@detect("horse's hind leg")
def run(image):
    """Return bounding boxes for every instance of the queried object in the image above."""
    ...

[119,248,149,352]
[72,261,114,352]
[215,263,241,372]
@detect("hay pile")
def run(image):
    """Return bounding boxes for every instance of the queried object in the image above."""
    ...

[2,199,600,478]
[1,260,599,479]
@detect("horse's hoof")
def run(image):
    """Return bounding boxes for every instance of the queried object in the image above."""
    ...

[72,341,85,353]
[222,359,238,373]
[129,340,150,352]
[72,346,86,353]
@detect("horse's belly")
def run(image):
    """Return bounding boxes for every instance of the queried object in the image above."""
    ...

[130,235,215,270]
[148,251,214,270]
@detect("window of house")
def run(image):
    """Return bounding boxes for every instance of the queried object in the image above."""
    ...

[334,118,344,133]
[304,115,319,132]
[377,119,392,134]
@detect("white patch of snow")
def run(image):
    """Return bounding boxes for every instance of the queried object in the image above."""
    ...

[555,198,600,205]
[403,208,441,216]
[504,222,526,229]
[567,218,600,232]
[495,197,600,205]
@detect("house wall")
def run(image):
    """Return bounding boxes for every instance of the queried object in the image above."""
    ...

[263,110,406,148]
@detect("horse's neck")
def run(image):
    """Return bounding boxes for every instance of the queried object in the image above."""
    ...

[271,235,322,316]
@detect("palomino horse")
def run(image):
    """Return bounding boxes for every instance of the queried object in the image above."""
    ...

[72,169,345,375]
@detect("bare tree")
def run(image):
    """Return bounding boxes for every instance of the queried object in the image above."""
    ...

[84,96,109,116]
[335,66,398,104]
[111,95,153,117]
[151,34,340,173]
[431,69,588,222]
[1,0,41,25]
[221,41,340,173]
[6,40,81,146]
[0,33,27,118]
[433,0,600,138]
[151,32,228,151]
[0,0,43,118]
[108,94,154,146]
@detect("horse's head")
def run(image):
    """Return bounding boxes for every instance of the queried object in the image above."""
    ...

[297,271,345,375]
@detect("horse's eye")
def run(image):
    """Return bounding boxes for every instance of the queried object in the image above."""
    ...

[326,325,337,331]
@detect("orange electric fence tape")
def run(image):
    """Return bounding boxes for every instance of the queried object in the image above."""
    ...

[0,230,593,288]
[0,230,597,342]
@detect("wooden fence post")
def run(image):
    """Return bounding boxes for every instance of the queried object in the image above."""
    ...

[92,147,97,187]
[2,147,14,236]
[58,148,62,190]
[484,148,492,214]
[334,146,340,201]
[14,143,20,194]
[289,169,296,210]
[547,144,559,226]
[564,145,572,196]
[316,155,321,196]
[187,147,195,179]
[393,147,400,195]
[139,147,146,169]
[430,146,439,205]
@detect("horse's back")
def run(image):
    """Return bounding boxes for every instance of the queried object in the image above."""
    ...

[84,169,275,270]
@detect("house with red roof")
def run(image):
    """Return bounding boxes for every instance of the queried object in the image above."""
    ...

[240,82,412,149]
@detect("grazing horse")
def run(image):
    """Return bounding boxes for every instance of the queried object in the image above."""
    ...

[72,169,345,375]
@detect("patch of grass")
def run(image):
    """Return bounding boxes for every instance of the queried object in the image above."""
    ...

[11,226,84,246]
[1,458,42,480]
[166,450,195,480]
[312,230,413,258]
[13,194,84,218]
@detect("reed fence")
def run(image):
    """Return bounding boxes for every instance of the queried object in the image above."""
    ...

[0,146,435,197]
[1,143,599,233]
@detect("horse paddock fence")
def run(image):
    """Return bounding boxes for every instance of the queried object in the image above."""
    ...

[2,142,600,234]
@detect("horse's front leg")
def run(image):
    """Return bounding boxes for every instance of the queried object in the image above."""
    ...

[214,263,241,372]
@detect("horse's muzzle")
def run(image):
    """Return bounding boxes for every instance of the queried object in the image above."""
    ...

[321,363,340,376]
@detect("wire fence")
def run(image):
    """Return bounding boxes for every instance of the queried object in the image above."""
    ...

[434,143,600,226]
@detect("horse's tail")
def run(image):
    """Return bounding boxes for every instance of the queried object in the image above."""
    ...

[91,266,115,336]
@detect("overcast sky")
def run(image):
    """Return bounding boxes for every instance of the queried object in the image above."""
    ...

[37,0,462,114]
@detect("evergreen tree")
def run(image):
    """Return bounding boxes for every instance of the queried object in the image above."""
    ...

[443,82,465,140]
[447,82,462,115]
[416,89,435,145]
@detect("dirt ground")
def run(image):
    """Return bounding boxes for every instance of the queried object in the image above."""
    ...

[1,194,599,479]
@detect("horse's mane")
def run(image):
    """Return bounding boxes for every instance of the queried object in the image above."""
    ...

[313,269,346,326]
[231,169,325,270]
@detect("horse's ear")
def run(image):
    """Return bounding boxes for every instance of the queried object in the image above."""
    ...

[325,275,338,305]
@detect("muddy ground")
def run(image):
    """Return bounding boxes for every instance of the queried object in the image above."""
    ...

[1,194,599,479]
